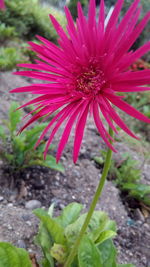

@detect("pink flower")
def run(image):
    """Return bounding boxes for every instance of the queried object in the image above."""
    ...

[11,0,150,163]
[0,0,5,9]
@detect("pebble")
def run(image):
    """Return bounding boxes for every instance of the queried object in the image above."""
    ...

[26,221,32,226]
[7,203,13,207]
[25,200,42,210]
[0,196,4,202]
[7,225,13,230]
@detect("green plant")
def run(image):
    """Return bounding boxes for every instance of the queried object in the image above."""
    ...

[94,152,150,207]
[0,47,28,71]
[122,183,150,206]
[0,203,135,267]
[0,102,64,174]
[0,0,66,42]
[0,23,17,43]
[111,154,141,186]
[0,0,66,70]
[0,242,33,267]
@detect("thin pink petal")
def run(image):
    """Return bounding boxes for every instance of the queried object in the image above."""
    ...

[99,102,118,134]
[35,101,79,149]
[98,0,105,30]
[105,0,124,34]
[88,0,96,28]
[103,97,139,139]
[73,101,89,163]
[106,93,150,123]
[56,101,83,162]
[10,83,66,94]
[93,101,116,152]
[44,102,79,158]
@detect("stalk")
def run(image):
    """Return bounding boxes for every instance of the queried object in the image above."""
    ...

[64,127,114,267]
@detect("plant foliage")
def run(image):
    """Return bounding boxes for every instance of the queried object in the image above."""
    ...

[0,203,136,266]
[94,152,150,207]
[0,102,64,173]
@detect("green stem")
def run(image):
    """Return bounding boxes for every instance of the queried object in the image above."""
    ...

[64,127,114,267]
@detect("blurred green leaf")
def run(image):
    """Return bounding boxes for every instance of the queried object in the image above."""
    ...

[50,243,67,264]
[35,223,54,267]
[65,211,111,245]
[8,102,21,134]
[78,235,102,267]
[55,202,83,228]
[0,125,6,141]
[96,230,116,245]
[34,208,66,245]
[0,242,32,267]
[122,183,150,206]
[42,155,65,173]
[98,239,117,267]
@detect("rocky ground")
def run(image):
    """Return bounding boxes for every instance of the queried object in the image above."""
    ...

[0,72,150,267]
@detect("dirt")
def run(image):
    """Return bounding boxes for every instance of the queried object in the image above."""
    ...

[0,72,150,267]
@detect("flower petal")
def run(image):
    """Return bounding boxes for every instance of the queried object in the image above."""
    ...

[106,93,150,123]
[73,101,89,163]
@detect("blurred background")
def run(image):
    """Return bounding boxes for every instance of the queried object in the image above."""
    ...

[0,0,149,72]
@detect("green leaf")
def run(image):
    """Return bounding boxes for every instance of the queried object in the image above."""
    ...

[55,202,83,228]
[35,224,54,267]
[0,125,6,141]
[96,230,116,245]
[8,102,22,134]
[122,183,150,198]
[122,183,150,206]
[40,155,64,173]
[98,239,117,267]
[24,123,48,151]
[0,242,32,267]
[90,219,116,242]
[50,243,67,264]
[34,208,66,245]
[48,203,55,218]
[27,156,64,172]
[93,156,104,165]
[78,236,102,267]
[65,211,112,245]
[13,135,26,152]
[25,123,48,140]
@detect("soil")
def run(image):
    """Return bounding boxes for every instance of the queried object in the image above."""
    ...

[0,72,150,267]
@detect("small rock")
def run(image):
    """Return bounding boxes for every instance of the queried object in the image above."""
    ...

[25,200,41,210]
[7,203,13,207]
[26,221,32,226]
[7,225,13,230]
[0,196,4,202]
[17,240,26,249]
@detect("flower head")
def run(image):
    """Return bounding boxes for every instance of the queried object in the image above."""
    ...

[11,0,150,162]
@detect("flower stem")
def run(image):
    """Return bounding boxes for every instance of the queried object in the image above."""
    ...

[64,127,114,267]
